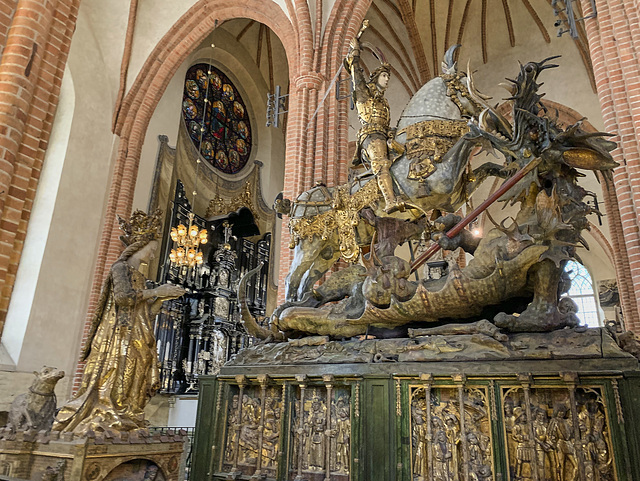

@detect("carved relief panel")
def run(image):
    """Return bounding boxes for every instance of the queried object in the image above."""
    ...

[222,382,285,478]
[501,385,616,481]
[409,384,494,481]
[289,382,352,481]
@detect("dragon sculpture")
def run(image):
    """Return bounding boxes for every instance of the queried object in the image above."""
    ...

[242,57,617,341]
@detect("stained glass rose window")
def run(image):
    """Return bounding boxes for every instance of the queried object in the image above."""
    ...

[182,63,252,174]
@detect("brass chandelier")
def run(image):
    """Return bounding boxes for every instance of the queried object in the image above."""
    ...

[169,212,208,267]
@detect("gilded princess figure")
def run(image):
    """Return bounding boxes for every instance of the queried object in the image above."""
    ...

[53,210,185,435]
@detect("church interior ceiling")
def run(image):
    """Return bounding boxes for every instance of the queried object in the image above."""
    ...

[362,0,595,96]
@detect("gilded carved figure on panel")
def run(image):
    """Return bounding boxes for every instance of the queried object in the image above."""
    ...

[512,407,535,479]
[262,396,281,468]
[504,399,518,477]
[239,395,261,464]
[467,432,492,481]
[53,210,185,436]
[580,422,598,481]
[412,401,428,480]
[578,398,613,480]
[225,395,240,462]
[305,396,327,470]
[548,404,578,481]
[533,407,555,481]
[292,399,303,470]
[433,430,453,481]
[333,396,351,474]
[444,412,461,481]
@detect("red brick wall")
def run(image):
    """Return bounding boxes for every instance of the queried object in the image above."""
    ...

[0,0,18,59]
[582,0,640,332]
[0,0,81,336]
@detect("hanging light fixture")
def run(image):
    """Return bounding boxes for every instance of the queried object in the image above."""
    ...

[168,39,216,270]
[169,212,208,267]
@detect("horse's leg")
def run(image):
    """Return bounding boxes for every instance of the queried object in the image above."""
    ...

[284,240,321,302]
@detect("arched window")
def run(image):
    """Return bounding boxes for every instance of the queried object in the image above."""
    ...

[182,63,252,174]
[563,260,600,327]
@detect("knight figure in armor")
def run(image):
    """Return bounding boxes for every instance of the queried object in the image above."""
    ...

[345,34,404,214]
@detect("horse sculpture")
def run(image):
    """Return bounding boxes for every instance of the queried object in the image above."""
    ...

[280,46,504,304]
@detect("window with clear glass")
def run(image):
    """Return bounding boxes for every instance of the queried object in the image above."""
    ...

[562,260,600,327]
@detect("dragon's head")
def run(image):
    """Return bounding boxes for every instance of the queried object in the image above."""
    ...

[507,56,560,114]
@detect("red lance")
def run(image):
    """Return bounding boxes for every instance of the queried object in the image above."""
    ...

[410,157,543,274]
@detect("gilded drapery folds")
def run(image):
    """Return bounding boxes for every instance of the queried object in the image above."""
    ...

[53,266,159,435]
[53,210,185,436]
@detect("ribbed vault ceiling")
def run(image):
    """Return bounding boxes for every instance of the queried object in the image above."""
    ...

[364,0,594,96]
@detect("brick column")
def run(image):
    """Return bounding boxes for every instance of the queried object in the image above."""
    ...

[276,0,372,302]
[581,0,640,331]
[277,71,324,302]
[0,0,80,335]
[0,1,19,57]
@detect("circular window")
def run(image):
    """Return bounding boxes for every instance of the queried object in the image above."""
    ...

[182,63,252,174]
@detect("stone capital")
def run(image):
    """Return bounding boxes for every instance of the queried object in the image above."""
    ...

[293,71,325,90]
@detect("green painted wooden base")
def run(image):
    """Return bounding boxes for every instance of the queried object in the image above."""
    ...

[191,335,640,481]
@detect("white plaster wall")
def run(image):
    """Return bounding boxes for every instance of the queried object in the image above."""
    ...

[0,7,121,405]
[167,397,199,427]
[79,0,129,97]
[275,0,291,20]
[126,0,198,92]
[144,395,198,427]
[1,66,74,367]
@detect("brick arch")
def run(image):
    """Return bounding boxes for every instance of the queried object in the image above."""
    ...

[588,221,615,265]
[74,0,298,389]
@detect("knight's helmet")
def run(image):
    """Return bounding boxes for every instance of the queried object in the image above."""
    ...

[369,63,391,86]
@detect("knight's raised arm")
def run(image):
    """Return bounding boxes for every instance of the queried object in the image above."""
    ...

[346,41,369,103]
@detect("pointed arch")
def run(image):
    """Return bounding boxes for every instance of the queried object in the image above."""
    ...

[76,0,299,386]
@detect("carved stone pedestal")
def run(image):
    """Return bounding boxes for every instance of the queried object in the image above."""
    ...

[0,429,187,480]
[191,328,640,481]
